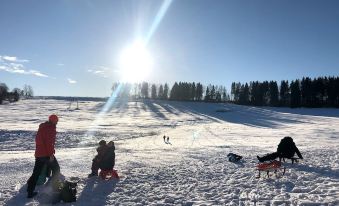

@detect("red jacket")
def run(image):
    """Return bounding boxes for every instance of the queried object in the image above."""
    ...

[35,121,56,157]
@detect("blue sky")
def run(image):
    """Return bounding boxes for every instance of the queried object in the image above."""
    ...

[1,0,339,97]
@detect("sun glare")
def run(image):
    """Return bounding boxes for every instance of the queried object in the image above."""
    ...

[119,41,153,83]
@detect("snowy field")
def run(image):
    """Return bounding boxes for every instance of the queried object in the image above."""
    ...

[0,99,338,205]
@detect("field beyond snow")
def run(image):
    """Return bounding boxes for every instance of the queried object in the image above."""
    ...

[0,99,338,205]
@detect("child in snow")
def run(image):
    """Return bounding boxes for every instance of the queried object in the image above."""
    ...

[257,136,303,162]
[100,141,115,170]
[88,140,107,177]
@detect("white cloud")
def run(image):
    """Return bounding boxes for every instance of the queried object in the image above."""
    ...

[87,66,111,78]
[57,63,64,66]
[67,78,77,84]
[29,70,48,77]
[3,56,17,61]
[0,55,48,77]
[1,55,29,63]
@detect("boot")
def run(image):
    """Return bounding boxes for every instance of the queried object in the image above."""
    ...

[27,191,38,198]
[257,156,263,162]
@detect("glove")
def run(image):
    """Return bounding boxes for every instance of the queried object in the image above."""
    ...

[49,155,55,162]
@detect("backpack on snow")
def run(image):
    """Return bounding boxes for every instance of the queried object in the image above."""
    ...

[227,153,243,163]
[59,180,77,203]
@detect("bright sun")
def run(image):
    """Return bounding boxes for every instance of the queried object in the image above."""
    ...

[119,41,153,83]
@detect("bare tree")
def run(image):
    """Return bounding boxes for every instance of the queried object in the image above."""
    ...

[23,84,34,98]
[0,83,9,104]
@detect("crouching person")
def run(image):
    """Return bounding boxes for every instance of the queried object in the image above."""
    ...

[257,136,303,162]
[100,141,115,171]
[88,140,107,177]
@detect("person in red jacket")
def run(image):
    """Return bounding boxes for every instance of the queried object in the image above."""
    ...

[27,114,60,198]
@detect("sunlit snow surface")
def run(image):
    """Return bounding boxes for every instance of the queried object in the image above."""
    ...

[0,99,338,205]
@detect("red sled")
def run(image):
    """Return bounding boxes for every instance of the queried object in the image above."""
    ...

[256,160,286,178]
[99,169,120,180]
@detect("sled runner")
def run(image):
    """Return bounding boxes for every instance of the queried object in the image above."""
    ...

[256,160,286,178]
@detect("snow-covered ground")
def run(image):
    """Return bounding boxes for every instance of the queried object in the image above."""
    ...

[0,99,338,205]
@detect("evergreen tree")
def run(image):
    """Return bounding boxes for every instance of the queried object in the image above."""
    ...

[269,81,279,106]
[215,91,222,102]
[328,77,337,107]
[335,77,339,107]
[151,84,157,99]
[233,82,241,103]
[290,80,301,108]
[231,82,236,101]
[262,81,270,105]
[204,87,210,102]
[222,86,228,102]
[191,82,196,101]
[195,83,203,101]
[313,77,324,107]
[141,82,149,98]
[301,77,312,107]
[239,83,249,105]
[231,76,338,108]
[170,82,178,100]
[0,83,9,104]
[210,85,216,101]
[158,85,164,99]
[163,83,169,99]
[318,77,327,105]
[280,80,289,107]
[250,81,264,106]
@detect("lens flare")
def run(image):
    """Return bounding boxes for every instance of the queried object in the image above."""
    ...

[145,0,173,44]
[88,0,174,137]
[119,41,153,83]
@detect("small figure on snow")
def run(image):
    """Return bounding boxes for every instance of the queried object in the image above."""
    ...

[257,136,303,162]
[88,140,107,177]
[165,136,172,145]
[163,135,166,142]
[27,114,61,198]
[100,141,115,171]
[227,153,243,163]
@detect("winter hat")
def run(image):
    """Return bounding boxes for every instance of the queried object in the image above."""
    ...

[49,114,59,124]
[99,140,106,146]
[283,136,293,142]
[108,141,115,147]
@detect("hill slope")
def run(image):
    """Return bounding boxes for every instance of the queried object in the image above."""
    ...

[0,99,338,205]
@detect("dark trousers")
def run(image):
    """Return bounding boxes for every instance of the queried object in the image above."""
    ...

[27,157,60,194]
[260,152,294,162]
[260,152,280,162]
[91,156,101,175]
[91,155,114,174]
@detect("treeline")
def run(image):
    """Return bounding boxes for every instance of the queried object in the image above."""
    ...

[111,82,230,102]
[231,76,339,108]
[0,83,34,104]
